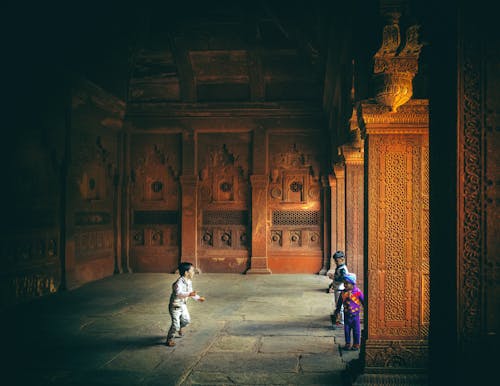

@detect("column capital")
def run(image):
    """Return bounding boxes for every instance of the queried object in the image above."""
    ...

[320,175,330,188]
[333,163,345,178]
[341,144,364,165]
[358,99,429,136]
[328,174,336,187]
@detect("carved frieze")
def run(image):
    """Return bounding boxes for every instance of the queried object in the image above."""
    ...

[358,99,429,130]
[75,212,111,226]
[200,210,249,250]
[131,226,178,247]
[364,340,429,369]
[74,230,113,259]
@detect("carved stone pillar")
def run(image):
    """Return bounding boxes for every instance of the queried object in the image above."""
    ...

[332,162,345,256]
[358,99,429,378]
[342,138,364,291]
[328,174,337,271]
[247,174,271,274]
[180,130,198,270]
[121,129,132,273]
[180,175,198,269]
[319,175,331,274]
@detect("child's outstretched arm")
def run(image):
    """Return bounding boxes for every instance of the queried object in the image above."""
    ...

[190,291,205,302]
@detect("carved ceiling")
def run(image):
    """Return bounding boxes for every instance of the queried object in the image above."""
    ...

[128,1,326,104]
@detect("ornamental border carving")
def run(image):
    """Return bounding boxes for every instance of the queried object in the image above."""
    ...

[364,340,429,369]
[460,26,482,343]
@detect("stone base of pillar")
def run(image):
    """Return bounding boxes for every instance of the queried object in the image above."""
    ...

[246,256,272,274]
[363,339,428,371]
[318,266,328,275]
[246,267,272,274]
[344,339,428,385]
[352,373,427,385]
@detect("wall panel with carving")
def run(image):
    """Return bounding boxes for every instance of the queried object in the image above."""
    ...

[268,133,324,273]
[67,129,118,287]
[197,133,251,273]
[129,134,181,272]
[2,104,64,305]
[366,134,429,339]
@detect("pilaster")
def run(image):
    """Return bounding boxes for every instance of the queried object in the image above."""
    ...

[332,162,345,255]
[180,175,198,270]
[180,129,198,270]
[247,174,271,274]
[342,138,365,291]
[319,175,331,274]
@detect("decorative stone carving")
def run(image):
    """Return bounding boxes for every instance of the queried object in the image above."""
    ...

[75,135,114,201]
[373,13,422,112]
[132,142,179,205]
[198,141,250,203]
[359,98,429,372]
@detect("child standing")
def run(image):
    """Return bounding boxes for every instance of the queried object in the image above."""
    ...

[327,250,349,325]
[333,273,364,351]
[166,262,205,347]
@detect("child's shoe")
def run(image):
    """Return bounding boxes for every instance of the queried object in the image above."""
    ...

[343,344,352,350]
[178,328,184,337]
[351,344,360,351]
[165,339,176,347]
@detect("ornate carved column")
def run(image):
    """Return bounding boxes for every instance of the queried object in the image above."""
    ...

[247,174,271,274]
[328,174,337,271]
[121,128,132,273]
[247,126,271,274]
[333,162,346,255]
[319,175,331,274]
[180,175,198,269]
[341,129,365,291]
[327,163,346,276]
[358,99,429,379]
[180,130,198,270]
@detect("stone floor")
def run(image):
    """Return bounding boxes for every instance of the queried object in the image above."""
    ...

[0,273,362,385]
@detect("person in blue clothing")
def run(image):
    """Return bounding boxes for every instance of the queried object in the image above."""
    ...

[166,262,205,347]
[333,273,364,351]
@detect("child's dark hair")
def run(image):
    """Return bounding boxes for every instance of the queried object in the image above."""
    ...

[178,262,194,276]
[333,250,345,261]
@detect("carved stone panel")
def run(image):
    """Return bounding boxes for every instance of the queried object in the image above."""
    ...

[129,134,181,272]
[267,134,324,273]
[366,134,429,340]
[131,134,181,210]
[197,133,251,205]
[73,134,116,203]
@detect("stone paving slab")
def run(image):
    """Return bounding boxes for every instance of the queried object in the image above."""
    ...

[194,352,299,373]
[210,335,259,352]
[259,335,336,353]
